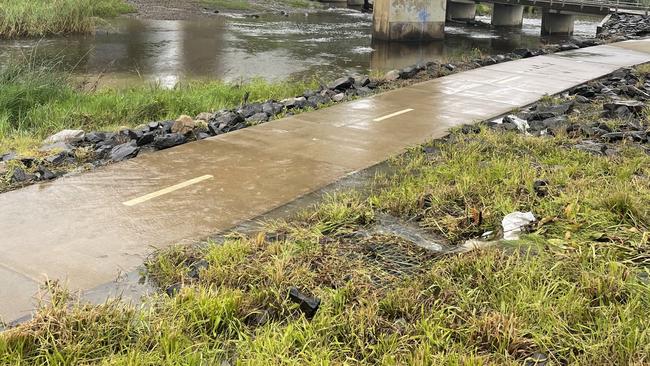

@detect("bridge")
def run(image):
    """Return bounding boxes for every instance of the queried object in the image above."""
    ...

[370,0,648,40]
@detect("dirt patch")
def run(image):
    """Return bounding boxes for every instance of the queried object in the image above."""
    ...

[124,0,214,20]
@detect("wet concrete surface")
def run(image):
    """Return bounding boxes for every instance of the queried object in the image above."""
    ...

[1,39,650,323]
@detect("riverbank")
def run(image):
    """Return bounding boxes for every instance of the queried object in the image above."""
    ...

[2,64,649,364]
[0,0,134,38]
[124,0,322,20]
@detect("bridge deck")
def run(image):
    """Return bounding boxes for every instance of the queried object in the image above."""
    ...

[2,39,650,323]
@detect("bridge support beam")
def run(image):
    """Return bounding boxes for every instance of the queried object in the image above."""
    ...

[491,3,524,27]
[373,0,447,41]
[446,0,476,21]
[347,0,365,5]
[541,10,574,35]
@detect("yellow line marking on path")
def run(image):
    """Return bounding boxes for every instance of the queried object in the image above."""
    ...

[373,108,414,122]
[123,175,213,206]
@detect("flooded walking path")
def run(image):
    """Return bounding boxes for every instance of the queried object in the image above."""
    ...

[1,39,649,323]
[0,9,602,87]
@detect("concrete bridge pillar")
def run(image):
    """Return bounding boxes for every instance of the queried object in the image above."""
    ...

[373,0,447,41]
[491,3,524,27]
[541,10,574,35]
[446,0,476,21]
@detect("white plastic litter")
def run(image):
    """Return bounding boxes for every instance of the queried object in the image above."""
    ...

[505,115,529,132]
[502,211,536,240]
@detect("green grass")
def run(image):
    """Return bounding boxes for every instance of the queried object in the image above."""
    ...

[2,94,650,363]
[476,3,492,16]
[0,0,134,38]
[0,56,319,155]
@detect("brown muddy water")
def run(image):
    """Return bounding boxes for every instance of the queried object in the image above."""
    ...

[0,8,603,88]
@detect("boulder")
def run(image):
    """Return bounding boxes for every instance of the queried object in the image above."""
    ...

[84,131,108,145]
[328,77,354,91]
[39,141,73,154]
[262,101,284,116]
[237,103,264,118]
[153,133,186,150]
[44,129,85,145]
[399,66,418,79]
[36,165,56,181]
[288,287,320,318]
[384,70,400,81]
[528,102,573,120]
[45,151,73,166]
[307,94,331,107]
[354,76,370,88]
[110,141,140,162]
[332,93,346,103]
[282,97,307,110]
[247,112,269,123]
[10,167,34,184]
[136,131,156,147]
[574,140,607,155]
[603,100,645,116]
[171,115,197,134]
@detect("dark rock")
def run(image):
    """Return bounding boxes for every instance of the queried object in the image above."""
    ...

[574,95,590,103]
[45,151,72,166]
[166,283,182,297]
[399,67,418,79]
[208,112,245,135]
[196,132,211,140]
[188,259,209,279]
[247,112,270,124]
[288,287,320,319]
[603,100,645,116]
[601,132,625,142]
[119,128,140,141]
[533,180,549,197]
[262,101,284,116]
[84,132,107,145]
[1,151,16,162]
[355,86,372,96]
[329,77,355,91]
[136,132,156,146]
[574,140,607,155]
[20,157,36,168]
[110,141,140,162]
[160,120,175,133]
[529,102,573,120]
[461,124,480,134]
[237,103,264,118]
[513,48,534,58]
[307,94,331,107]
[36,166,56,181]
[153,133,186,150]
[354,76,370,88]
[10,168,34,184]
[571,85,597,98]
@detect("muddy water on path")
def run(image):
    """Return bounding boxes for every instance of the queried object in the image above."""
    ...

[0,9,602,88]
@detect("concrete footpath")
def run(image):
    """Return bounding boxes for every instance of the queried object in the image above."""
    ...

[2,39,650,322]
